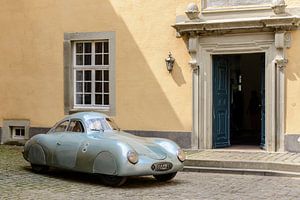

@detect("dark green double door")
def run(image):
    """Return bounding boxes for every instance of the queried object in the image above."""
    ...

[212,55,265,148]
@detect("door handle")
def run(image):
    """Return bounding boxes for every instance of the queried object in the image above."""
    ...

[56,142,61,146]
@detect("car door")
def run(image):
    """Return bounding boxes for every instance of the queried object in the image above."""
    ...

[54,119,85,169]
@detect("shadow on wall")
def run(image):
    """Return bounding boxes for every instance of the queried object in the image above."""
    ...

[171,61,186,87]
[61,0,188,131]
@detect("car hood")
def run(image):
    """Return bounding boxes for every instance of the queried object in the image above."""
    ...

[91,131,167,160]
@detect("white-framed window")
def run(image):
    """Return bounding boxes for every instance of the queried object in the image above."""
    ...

[12,126,25,139]
[73,41,110,109]
[64,32,115,115]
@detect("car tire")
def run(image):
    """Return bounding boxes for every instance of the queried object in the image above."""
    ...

[31,163,49,173]
[153,172,177,182]
[100,174,127,187]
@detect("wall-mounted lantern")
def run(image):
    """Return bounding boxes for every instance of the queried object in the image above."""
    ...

[165,52,175,72]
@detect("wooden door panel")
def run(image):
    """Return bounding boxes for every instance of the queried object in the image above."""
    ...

[213,55,230,148]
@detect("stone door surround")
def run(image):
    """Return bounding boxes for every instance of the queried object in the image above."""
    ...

[173,11,300,152]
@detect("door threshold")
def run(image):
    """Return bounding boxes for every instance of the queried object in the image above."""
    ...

[211,145,265,152]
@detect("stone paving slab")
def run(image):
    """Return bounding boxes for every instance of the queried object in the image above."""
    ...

[185,150,300,175]
[186,150,300,164]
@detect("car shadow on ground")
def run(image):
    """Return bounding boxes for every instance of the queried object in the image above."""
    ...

[22,166,183,188]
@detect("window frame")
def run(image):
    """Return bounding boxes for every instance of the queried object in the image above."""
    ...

[72,41,110,108]
[12,126,26,139]
[64,32,116,116]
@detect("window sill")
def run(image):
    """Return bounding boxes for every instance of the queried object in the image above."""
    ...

[69,107,111,115]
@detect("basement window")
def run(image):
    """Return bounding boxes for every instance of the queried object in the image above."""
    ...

[12,126,25,139]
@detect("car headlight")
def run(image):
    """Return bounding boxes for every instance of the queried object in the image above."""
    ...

[127,150,139,164]
[177,149,186,162]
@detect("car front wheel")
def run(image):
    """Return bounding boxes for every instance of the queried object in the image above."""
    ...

[153,172,177,182]
[100,174,127,187]
[31,163,49,173]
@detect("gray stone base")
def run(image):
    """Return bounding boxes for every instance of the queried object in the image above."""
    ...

[0,127,50,145]
[285,134,300,153]
[125,130,191,149]
[1,127,191,148]
[29,127,50,138]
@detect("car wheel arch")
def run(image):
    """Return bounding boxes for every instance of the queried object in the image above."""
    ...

[28,144,47,165]
[93,151,118,175]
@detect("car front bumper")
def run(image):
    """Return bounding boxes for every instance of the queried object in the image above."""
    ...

[117,155,184,176]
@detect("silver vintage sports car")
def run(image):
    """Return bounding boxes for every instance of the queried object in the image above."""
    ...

[23,112,185,186]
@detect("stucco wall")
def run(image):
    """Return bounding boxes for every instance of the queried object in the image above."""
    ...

[1,0,300,135]
[286,31,300,134]
[286,0,300,135]
[0,0,192,131]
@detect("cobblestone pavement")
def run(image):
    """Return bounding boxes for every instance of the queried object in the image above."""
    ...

[1,145,300,200]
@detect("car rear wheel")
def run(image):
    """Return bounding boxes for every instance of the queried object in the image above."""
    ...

[153,172,177,182]
[31,163,49,173]
[100,174,127,187]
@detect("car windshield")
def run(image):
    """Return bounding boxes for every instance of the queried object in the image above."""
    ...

[86,118,120,132]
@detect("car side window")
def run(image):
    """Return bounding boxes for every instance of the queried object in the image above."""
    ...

[67,120,84,133]
[53,120,69,133]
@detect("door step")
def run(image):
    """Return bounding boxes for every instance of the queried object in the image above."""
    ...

[184,150,300,177]
[183,166,300,177]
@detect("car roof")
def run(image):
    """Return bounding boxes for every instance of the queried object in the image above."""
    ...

[67,112,109,121]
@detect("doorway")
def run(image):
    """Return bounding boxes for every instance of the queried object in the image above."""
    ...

[212,53,265,149]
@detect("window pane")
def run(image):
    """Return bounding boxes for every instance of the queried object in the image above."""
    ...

[95,70,102,81]
[76,43,83,53]
[95,94,102,105]
[76,94,83,104]
[104,70,109,81]
[76,71,83,81]
[84,71,91,81]
[84,82,91,92]
[54,121,69,132]
[16,129,20,136]
[84,43,92,53]
[68,121,84,132]
[104,54,109,65]
[21,129,25,136]
[95,55,102,65]
[104,94,109,105]
[84,94,91,104]
[95,42,103,53]
[84,55,91,65]
[76,55,83,65]
[95,82,102,93]
[104,82,109,93]
[104,42,109,53]
[76,82,83,92]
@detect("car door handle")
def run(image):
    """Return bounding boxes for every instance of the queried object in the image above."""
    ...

[56,142,61,146]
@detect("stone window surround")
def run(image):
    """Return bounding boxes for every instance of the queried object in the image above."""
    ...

[64,32,116,116]
[1,120,30,144]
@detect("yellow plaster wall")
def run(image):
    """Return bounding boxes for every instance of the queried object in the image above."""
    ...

[0,0,192,131]
[286,30,300,134]
[1,0,300,134]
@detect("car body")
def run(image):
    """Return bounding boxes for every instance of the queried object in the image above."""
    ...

[23,112,185,186]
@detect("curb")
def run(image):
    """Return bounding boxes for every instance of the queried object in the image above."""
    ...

[183,166,300,177]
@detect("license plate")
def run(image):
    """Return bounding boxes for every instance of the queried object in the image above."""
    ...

[151,162,173,171]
